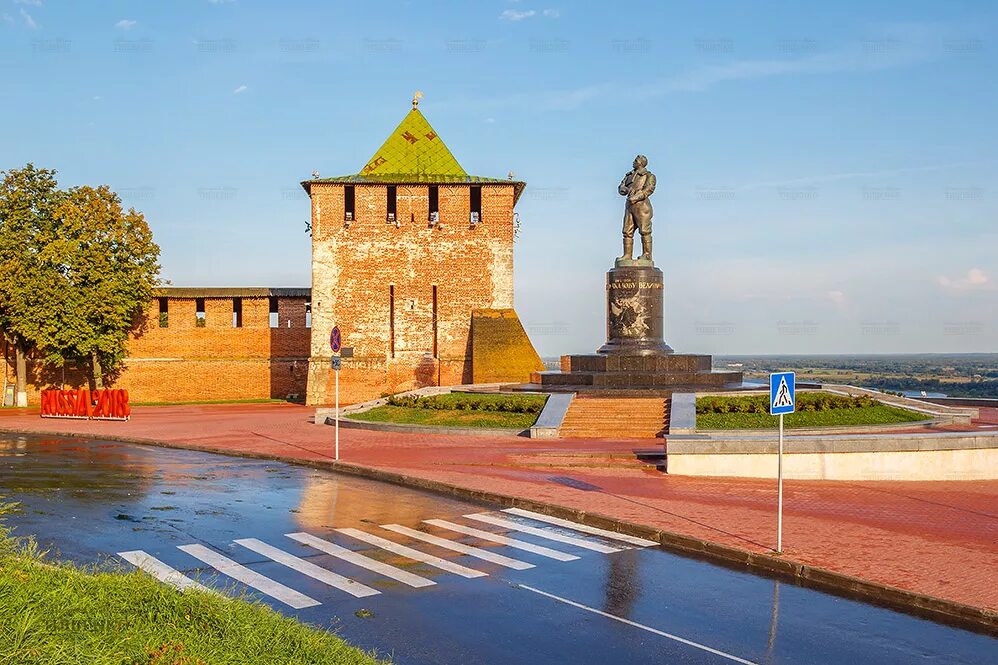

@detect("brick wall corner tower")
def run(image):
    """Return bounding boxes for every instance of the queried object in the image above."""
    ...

[303,98,541,405]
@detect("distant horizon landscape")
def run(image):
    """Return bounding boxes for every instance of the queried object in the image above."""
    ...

[541,352,998,398]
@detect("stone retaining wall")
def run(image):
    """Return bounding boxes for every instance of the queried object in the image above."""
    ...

[667,431,998,480]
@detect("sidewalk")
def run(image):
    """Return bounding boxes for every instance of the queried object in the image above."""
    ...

[2,402,996,617]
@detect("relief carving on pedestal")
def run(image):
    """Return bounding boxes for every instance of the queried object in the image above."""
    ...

[609,292,650,337]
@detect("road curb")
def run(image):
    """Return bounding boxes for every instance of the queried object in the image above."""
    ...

[330,417,527,438]
[2,424,995,636]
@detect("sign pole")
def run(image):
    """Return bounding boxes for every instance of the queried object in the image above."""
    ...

[770,371,794,555]
[335,365,340,461]
[330,325,343,462]
[777,412,784,554]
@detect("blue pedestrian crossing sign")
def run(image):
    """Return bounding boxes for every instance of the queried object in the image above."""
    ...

[770,372,796,415]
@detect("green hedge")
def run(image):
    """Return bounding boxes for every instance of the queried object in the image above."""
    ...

[386,393,546,414]
[696,392,877,415]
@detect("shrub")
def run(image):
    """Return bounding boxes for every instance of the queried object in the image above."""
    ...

[386,393,544,414]
[697,392,884,415]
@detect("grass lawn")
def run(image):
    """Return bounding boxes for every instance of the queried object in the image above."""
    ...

[408,392,546,411]
[698,404,927,429]
[350,405,539,429]
[0,506,385,665]
[349,393,548,430]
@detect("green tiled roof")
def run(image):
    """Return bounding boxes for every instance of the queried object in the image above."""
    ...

[301,105,526,203]
[359,109,467,177]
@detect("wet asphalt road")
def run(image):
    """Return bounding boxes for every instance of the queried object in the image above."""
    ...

[0,432,995,665]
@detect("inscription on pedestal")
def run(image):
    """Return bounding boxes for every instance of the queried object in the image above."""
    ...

[608,281,664,289]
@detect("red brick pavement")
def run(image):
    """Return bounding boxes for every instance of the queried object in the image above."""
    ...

[1,403,996,612]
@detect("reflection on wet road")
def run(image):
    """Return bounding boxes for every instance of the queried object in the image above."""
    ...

[1,433,994,665]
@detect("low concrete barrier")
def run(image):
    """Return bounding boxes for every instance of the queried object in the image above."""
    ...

[668,393,696,434]
[667,431,998,481]
[529,392,574,439]
[920,396,998,409]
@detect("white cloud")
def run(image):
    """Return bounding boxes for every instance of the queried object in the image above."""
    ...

[937,268,992,292]
[1,13,13,24]
[19,8,36,29]
[232,84,248,94]
[499,7,559,20]
[827,290,847,305]
[14,0,43,6]
[115,19,137,30]
[500,9,535,21]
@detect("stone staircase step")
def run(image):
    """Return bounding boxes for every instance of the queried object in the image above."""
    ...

[558,396,670,440]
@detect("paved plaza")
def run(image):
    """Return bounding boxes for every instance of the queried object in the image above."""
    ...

[3,402,995,615]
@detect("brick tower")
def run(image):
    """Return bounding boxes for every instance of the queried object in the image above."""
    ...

[303,97,543,405]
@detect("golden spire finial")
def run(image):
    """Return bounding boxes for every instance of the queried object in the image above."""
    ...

[412,90,423,109]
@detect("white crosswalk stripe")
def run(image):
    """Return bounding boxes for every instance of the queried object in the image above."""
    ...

[424,519,580,562]
[503,508,659,547]
[337,527,487,579]
[124,506,652,604]
[234,538,379,598]
[465,513,623,553]
[118,550,211,593]
[287,532,435,588]
[178,543,321,609]
[381,523,535,570]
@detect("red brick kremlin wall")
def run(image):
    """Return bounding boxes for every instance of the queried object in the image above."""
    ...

[1,288,310,404]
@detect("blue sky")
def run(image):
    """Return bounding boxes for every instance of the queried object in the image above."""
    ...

[2,1,995,355]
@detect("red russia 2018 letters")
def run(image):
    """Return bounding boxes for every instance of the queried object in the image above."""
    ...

[40,388,130,421]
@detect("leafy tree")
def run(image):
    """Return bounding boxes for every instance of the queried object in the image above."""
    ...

[0,164,65,406]
[0,166,160,399]
[54,185,160,388]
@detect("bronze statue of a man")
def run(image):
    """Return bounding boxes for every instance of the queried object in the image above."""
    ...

[617,154,656,263]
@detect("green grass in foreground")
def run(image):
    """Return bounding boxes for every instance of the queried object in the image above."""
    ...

[350,405,539,429]
[698,405,927,429]
[0,506,385,665]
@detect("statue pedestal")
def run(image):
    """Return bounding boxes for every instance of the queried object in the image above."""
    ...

[597,265,673,356]
[524,262,744,393]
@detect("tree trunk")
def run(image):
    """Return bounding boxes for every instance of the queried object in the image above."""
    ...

[15,338,27,407]
[91,351,104,390]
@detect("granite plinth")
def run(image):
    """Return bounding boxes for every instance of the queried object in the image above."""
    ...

[528,353,744,394]
[562,354,712,373]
